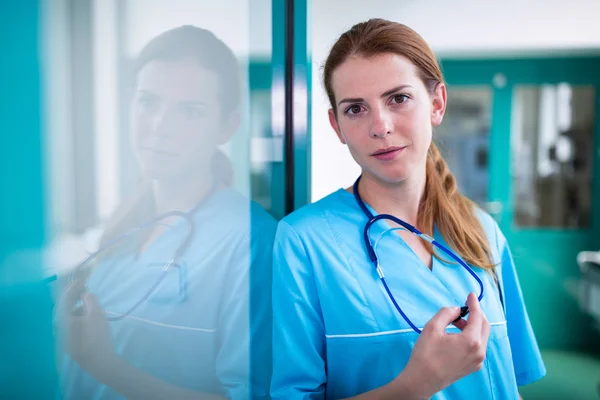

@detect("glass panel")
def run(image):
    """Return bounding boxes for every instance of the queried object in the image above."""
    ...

[45,0,281,240]
[45,1,281,398]
[248,65,285,219]
[511,84,595,228]
[435,87,492,209]
[118,0,279,217]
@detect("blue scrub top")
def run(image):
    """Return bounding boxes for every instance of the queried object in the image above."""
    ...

[59,188,277,400]
[271,188,546,400]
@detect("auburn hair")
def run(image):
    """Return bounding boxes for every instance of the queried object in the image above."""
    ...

[323,18,495,270]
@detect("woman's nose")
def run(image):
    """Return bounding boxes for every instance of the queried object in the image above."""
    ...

[370,109,393,138]
[151,109,175,138]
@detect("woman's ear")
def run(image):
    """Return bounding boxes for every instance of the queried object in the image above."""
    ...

[431,82,447,127]
[329,108,346,144]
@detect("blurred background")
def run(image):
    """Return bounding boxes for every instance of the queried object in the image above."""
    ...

[1,0,600,398]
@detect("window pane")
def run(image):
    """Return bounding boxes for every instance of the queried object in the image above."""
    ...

[511,85,595,228]
[436,87,492,209]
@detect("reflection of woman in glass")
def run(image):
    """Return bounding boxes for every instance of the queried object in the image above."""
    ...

[57,26,275,400]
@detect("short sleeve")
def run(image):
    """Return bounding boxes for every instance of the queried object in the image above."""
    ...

[495,226,547,386]
[270,221,327,400]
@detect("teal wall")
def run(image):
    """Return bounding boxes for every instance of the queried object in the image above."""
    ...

[0,1,58,397]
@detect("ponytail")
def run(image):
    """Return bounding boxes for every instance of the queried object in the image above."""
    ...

[418,143,495,270]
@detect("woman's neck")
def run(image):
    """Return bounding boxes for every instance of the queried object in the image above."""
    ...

[152,171,216,216]
[356,171,426,225]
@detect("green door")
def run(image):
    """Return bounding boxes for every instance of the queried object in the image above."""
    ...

[440,57,600,351]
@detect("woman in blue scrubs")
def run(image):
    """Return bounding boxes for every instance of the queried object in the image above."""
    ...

[271,19,545,400]
[56,26,276,399]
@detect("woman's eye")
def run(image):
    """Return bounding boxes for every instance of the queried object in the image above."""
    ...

[392,94,409,104]
[346,105,363,115]
[137,96,159,112]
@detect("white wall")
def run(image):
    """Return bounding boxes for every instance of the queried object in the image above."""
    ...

[311,0,600,201]
[125,0,271,58]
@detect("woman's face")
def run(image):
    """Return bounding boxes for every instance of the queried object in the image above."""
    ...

[130,59,236,182]
[328,53,446,186]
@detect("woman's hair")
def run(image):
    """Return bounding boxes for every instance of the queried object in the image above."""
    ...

[98,26,239,249]
[324,18,495,270]
[131,25,241,116]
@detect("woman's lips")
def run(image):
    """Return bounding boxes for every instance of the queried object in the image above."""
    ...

[371,146,406,161]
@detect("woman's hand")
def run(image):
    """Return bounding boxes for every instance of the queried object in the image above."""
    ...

[57,280,117,376]
[54,281,227,400]
[395,292,491,399]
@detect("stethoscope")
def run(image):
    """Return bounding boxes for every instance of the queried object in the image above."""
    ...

[48,180,218,321]
[353,175,493,334]
[68,210,195,321]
